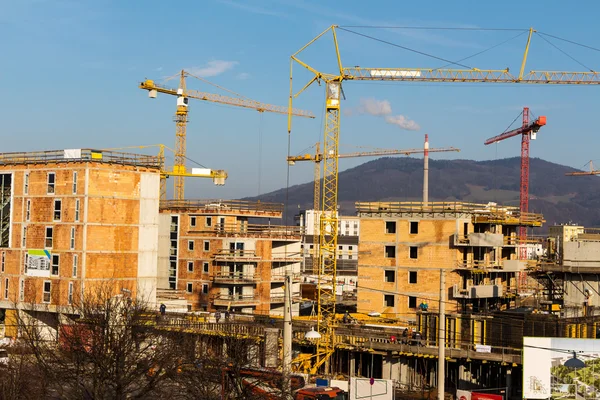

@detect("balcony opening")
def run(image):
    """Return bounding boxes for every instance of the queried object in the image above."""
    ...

[408,296,417,309]
[410,221,419,234]
[47,172,55,194]
[53,199,62,221]
[45,227,53,248]
[384,270,395,283]
[385,221,396,234]
[385,245,396,258]
[0,174,12,248]
[384,294,395,307]
[409,271,418,284]
[409,246,418,259]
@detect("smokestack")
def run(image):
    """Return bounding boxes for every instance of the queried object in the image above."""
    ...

[423,134,429,206]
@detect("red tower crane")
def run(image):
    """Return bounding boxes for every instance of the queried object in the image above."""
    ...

[484,107,546,260]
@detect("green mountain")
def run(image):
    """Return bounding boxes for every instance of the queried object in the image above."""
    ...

[246,157,600,230]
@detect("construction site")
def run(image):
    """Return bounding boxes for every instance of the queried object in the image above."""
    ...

[3,11,600,400]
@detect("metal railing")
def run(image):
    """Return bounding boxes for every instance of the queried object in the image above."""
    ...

[212,272,259,283]
[270,273,302,282]
[0,148,161,169]
[213,249,260,260]
[191,223,303,238]
[269,294,302,303]
[356,201,544,226]
[157,318,266,338]
[212,294,260,305]
[160,199,283,214]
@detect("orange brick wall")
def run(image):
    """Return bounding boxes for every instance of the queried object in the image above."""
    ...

[0,162,159,310]
[358,217,464,319]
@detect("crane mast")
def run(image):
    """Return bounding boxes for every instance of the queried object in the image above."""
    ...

[289,24,599,375]
[140,70,315,200]
[484,108,546,260]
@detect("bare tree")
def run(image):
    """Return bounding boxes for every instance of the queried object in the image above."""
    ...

[0,344,49,400]
[171,331,287,400]
[16,283,186,400]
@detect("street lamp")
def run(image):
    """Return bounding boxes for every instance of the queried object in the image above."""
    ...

[564,352,585,369]
[305,327,321,340]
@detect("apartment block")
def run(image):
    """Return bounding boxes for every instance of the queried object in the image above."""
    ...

[0,148,161,337]
[535,225,600,317]
[296,209,359,300]
[356,201,545,320]
[158,199,302,315]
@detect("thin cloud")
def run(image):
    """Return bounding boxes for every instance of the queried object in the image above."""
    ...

[359,98,392,116]
[350,97,421,131]
[216,0,288,17]
[385,115,420,131]
[236,72,251,80]
[186,60,238,78]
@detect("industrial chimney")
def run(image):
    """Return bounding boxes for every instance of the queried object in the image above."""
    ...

[423,134,429,206]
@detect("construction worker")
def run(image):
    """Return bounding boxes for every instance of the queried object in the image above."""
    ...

[342,311,351,324]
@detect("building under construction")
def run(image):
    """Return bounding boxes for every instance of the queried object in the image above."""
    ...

[355,200,545,319]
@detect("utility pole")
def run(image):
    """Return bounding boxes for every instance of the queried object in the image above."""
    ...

[423,134,429,206]
[283,270,293,397]
[438,269,445,400]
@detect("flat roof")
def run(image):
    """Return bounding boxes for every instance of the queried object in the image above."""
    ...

[0,148,161,169]
[160,199,284,217]
[356,201,545,226]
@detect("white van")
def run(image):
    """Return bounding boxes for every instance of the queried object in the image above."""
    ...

[0,349,8,366]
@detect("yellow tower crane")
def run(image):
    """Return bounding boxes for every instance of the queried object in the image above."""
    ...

[140,70,315,200]
[287,142,460,274]
[565,160,599,176]
[288,25,600,374]
[101,144,226,201]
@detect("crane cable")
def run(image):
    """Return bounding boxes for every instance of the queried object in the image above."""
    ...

[336,27,474,69]
[534,32,594,72]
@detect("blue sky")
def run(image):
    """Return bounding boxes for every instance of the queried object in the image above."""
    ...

[2,0,600,199]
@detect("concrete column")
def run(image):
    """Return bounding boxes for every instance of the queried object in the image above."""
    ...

[399,359,410,386]
[382,353,392,379]
[349,352,356,377]
[506,368,512,399]
[264,327,280,368]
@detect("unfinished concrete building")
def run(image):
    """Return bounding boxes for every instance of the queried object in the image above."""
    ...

[296,209,359,305]
[158,200,302,315]
[534,224,600,317]
[355,201,545,320]
[0,148,162,338]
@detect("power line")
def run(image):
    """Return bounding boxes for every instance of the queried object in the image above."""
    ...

[336,27,473,69]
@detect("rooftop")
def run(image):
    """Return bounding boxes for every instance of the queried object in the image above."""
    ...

[0,148,161,169]
[356,201,545,227]
[160,199,283,218]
